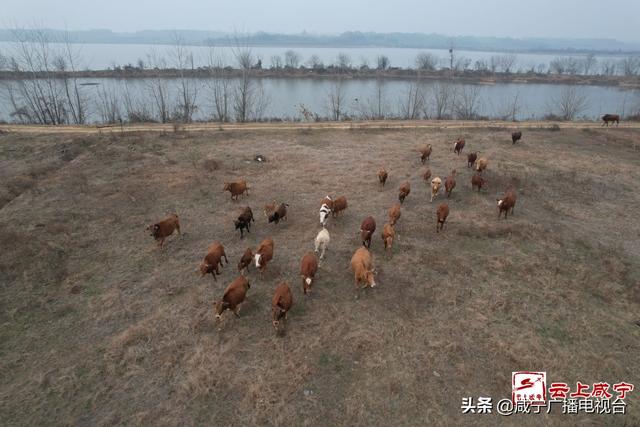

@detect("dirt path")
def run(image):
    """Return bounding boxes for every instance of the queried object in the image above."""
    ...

[1,119,638,134]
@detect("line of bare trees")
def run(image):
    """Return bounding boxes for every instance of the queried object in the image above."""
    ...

[1,29,87,124]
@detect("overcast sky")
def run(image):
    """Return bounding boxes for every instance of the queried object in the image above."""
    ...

[3,0,640,42]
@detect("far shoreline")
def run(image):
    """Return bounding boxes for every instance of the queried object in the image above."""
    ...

[1,67,639,88]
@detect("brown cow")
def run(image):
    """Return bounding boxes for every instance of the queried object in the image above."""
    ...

[436,203,449,233]
[476,157,488,173]
[254,237,274,277]
[422,168,432,182]
[454,138,465,155]
[199,241,228,281]
[214,275,250,321]
[602,114,620,127]
[471,174,486,192]
[332,196,348,217]
[223,180,248,200]
[444,170,457,198]
[268,203,289,224]
[467,152,478,168]
[351,247,377,291]
[234,206,254,238]
[360,216,376,248]
[419,144,432,163]
[237,247,253,274]
[271,282,293,330]
[378,167,388,186]
[399,181,411,204]
[381,223,395,254]
[300,252,319,295]
[388,202,401,226]
[511,131,522,144]
[497,189,517,219]
[146,214,181,249]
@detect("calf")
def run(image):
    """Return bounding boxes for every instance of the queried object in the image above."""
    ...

[147,214,180,249]
[467,152,478,168]
[223,180,248,200]
[314,228,330,260]
[214,275,250,321]
[388,202,401,226]
[268,203,289,224]
[436,203,449,233]
[234,206,254,238]
[378,167,388,186]
[381,223,395,254]
[453,138,465,155]
[419,144,432,163]
[471,174,486,192]
[497,189,517,219]
[476,157,488,173]
[511,131,522,144]
[430,177,442,202]
[350,247,377,291]
[360,216,376,248]
[332,196,348,217]
[271,282,293,330]
[398,181,411,204]
[254,237,274,277]
[444,170,457,198]
[602,114,620,126]
[237,247,253,274]
[300,252,319,295]
[422,168,432,182]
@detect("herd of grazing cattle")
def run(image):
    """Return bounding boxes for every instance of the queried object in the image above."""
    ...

[143,113,617,332]
[146,131,529,331]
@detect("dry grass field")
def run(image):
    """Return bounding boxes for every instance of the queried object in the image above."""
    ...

[1,124,639,426]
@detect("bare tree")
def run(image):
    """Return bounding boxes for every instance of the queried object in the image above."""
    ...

[499,54,517,73]
[548,87,589,120]
[336,53,352,71]
[429,82,455,120]
[600,60,617,76]
[582,54,597,75]
[171,34,198,122]
[399,82,426,119]
[231,39,269,122]
[284,50,301,69]
[495,91,521,121]
[205,46,231,122]
[306,54,324,70]
[376,55,390,70]
[453,56,472,72]
[326,79,347,120]
[454,86,483,120]
[620,56,640,76]
[270,55,283,69]
[145,48,172,123]
[96,84,122,124]
[356,78,389,119]
[122,80,154,122]
[415,53,438,71]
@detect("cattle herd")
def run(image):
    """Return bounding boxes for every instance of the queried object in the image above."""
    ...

[144,118,616,333]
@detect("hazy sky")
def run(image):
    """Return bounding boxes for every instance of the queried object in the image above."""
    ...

[4,0,640,42]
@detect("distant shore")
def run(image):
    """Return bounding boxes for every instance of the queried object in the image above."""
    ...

[1,67,639,88]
